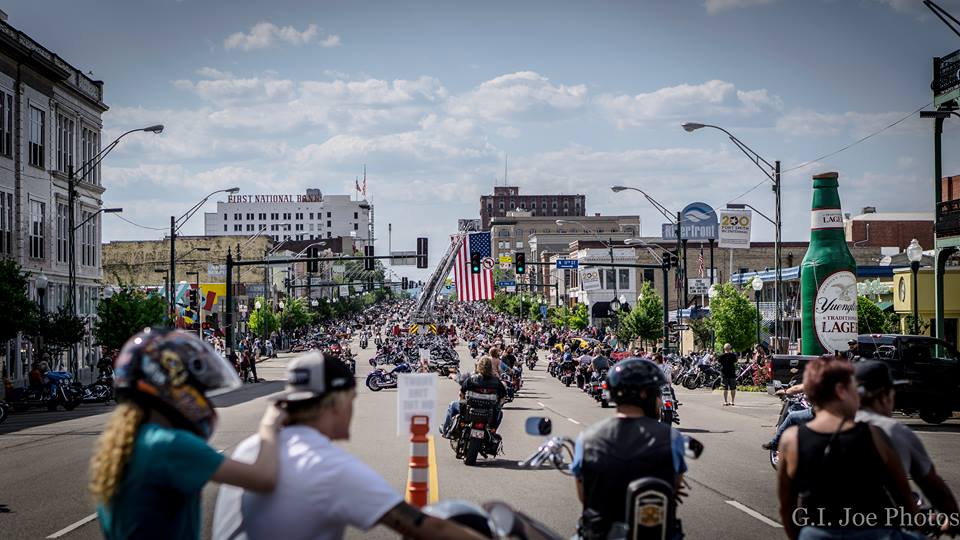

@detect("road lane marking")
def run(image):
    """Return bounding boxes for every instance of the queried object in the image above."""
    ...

[725,500,782,528]
[47,513,98,538]
[567,418,581,425]
[427,435,440,504]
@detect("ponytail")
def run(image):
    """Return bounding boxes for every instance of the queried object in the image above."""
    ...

[89,402,145,505]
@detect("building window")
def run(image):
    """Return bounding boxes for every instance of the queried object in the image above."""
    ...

[234,213,241,220]
[258,213,266,220]
[81,210,96,267]
[353,212,358,219]
[0,92,12,157]
[326,212,331,218]
[327,232,332,238]
[296,213,303,220]
[271,213,278,220]
[56,113,75,173]
[29,107,45,168]
[353,223,359,230]
[604,269,616,290]
[516,241,523,248]
[619,269,630,289]
[80,126,100,184]
[223,225,227,231]
[309,213,314,220]
[246,213,253,220]
[246,224,254,231]
[56,202,68,263]
[283,213,291,220]
[295,224,304,231]
[643,269,655,283]
[29,200,45,259]
[0,192,11,255]
[327,221,331,227]
[234,224,242,231]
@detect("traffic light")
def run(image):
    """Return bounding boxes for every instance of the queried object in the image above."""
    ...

[470,252,481,274]
[364,245,375,271]
[402,277,408,289]
[187,288,198,307]
[514,252,526,274]
[665,250,680,269]
[416,237,428,269]
[307,246,319,273]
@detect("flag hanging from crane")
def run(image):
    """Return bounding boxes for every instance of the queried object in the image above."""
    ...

[454,232,494,301]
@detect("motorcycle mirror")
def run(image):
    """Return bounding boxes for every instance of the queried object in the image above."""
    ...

[525,416,552,436]
[482,501,518,538]
[684,436,704,459]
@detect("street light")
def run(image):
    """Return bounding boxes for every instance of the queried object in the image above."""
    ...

[684,122,782,353]
[102,285,115,299]
[170,187,240,319]
[752,276,764,347]
[907,238,923,335]
[73,208,122,233]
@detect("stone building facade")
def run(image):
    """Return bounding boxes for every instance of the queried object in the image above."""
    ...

[480,186,586,230]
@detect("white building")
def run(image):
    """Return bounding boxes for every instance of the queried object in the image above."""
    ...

[203,188,372,247]
[566,245,640,326]
[0,11,108,384]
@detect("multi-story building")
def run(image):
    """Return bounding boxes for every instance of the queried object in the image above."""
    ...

[203,188,373,247]
[0,12,109,384]
[489,210,640,263]
[479,186,585,230]
[844,207,934,251]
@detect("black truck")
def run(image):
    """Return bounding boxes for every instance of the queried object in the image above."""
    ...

[769,334,960,424]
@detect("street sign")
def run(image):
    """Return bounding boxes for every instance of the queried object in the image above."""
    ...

[339,285,349,296]
[688,278,710,295]
[668,335,679,343]
[397,373,437,435]
[556,259,579,269]
[499,255,513,264]
[675,324,690,331]
[207,264,226,277]
[500,262,512,270]
[540,305,548,319]
[390,250,417,266]
[661,202,718,240]
[718,209,752,249]
[497,280,516,287]
[481,257,494,270]
[580,268,602,291]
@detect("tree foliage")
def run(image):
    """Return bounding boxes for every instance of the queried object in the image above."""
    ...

[706,283,759,352]
[280,297,312,332]
[689,317,713,351]
[248,296,280,336]
[616,282,664,347]
[38,308,87,360]
[0,259,40,344]
[857,295,891,335]
[93,287,167,355]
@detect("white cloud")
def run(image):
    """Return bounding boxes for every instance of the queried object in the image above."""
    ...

[775,109,923,137]
[704,0,776,14]
[224,22,328,51]
[448,71,587,123]
[497,126,520,138]
[596,80,781,128]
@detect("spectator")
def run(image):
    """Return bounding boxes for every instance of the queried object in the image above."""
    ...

[717,344,738,406]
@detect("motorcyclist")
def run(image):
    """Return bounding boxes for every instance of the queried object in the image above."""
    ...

[440,357,507,438]
[570,357,688,540]
[590,350,610,384]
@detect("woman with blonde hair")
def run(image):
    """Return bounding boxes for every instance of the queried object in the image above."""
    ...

[90,328,285,540]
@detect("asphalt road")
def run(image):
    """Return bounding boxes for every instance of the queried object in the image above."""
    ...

[3,341,960,540]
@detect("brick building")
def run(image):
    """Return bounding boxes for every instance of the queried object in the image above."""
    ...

[844,208,934,250]
[491,210,640,263]
[479,186,585,230]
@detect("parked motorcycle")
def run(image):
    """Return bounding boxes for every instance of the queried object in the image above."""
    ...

[447,389,503,466]
[767,380,810,470]
[660,384,680,425]
[517,416,704,539]
[82,369,115,404]
[365,362,412,391]
[0,399,10,424]
[8,371,82,412]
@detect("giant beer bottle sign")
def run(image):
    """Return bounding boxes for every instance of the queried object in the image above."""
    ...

[813,270,858,352]
[800,172,858,356]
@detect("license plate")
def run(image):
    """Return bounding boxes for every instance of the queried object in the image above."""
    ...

[470,429,485,439]
[602,390,610,400]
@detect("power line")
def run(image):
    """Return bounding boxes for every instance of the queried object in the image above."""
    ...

[110,214,167,231]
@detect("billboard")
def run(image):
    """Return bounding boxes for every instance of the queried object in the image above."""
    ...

[661,202,718,240]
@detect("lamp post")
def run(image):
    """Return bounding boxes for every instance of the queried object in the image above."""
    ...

[907,238,923,335]
[683,123,782,353]
[708,284,719,351]
[752,276,764,347]
[36,272,48,314]
[169,188,239,321]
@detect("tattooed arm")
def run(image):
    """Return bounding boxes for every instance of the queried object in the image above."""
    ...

[378,502,488,540]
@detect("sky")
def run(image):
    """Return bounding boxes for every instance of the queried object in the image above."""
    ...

[8,0,960,278]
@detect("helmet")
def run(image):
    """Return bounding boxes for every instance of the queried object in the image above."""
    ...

[114,328,241,439]
[421,500,496,538]
[606,357,667,406]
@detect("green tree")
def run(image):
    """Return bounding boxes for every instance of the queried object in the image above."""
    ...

[0,259,40,344]
[707,283,759,352]
[38,307,87,361]
[857,296,891,335]
[249,296,280,336]
[280,298,311,332]
[689,317,713,351]
[93,287,167,355]
[568,303,589,331]
[633,282,664,344]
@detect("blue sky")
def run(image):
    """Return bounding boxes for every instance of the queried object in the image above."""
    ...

[8,0,960,274]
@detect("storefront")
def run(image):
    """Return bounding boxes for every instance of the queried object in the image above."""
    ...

[892,268,960,346]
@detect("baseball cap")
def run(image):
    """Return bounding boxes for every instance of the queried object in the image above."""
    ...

[272,351,356,403]
[855,360,908,395]
[847,338,858,345]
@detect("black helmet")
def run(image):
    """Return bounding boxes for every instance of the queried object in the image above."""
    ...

[606,357,666,406]
[114,328,241,439]
[421,500,495,538]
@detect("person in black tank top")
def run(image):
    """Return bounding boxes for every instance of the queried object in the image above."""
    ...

[777,355,920,540]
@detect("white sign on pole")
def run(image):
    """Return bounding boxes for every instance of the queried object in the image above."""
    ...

[506,285,516,292]
[339,285,349,296]
[718,209,752,249]
[500,262,511,270]
[580,267,602,291]
[688,278,710,295]
[207,264,226,277]
[397,373,437,435]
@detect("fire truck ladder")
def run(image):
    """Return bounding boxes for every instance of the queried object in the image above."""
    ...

[410,232,465,325]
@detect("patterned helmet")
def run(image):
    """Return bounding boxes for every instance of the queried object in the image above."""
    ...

[114,328,241,439]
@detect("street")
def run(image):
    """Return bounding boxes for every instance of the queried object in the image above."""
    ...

[3,342,960,539]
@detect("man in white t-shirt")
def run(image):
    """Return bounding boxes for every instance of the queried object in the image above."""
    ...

[212,352,485,540]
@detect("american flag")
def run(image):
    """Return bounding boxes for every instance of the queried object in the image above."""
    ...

[698,245,705,278]
[454,232,494,301]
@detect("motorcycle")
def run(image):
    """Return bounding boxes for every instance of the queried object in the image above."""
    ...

[559,362,576,387]
[365,362,412,391]
[660,384,680,425]
[525,350,538,371]
[82,369,115,404]
[589,369,610,408]
[447,389,503,466]
[0,399,10,424]
[767,380,810,470]
[515,416,704,539]
[359,333,369,349]
[682,364,721,390]
[8,371,82,412]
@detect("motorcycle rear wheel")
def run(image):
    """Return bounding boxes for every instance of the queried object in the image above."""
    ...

[769,448,779,470]
[63,399,80,411]
[464,438,482,466]
[601,398,609,408]
[366,377,382,392]
[0,405,7,424]
[683,376,700,390]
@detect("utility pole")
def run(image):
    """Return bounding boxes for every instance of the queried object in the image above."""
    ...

[774,160,782,353]
[169,216,176,324]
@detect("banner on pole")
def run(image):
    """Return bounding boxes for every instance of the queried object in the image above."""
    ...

[718,209,752,249]
[580,267,602,291]
[397,374,437,435]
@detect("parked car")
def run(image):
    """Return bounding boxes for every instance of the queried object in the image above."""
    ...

[769,334,960,424]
